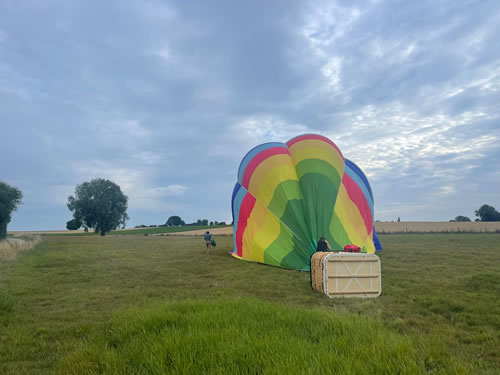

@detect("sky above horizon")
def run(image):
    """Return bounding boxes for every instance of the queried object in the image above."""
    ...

[1,0,499,231]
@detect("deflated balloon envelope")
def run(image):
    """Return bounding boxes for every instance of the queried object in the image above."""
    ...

[231,134,381,271]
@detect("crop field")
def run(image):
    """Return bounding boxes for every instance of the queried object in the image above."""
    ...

[375,221,500,233]
[0,233,499,374]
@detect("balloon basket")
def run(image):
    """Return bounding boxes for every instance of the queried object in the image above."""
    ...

[310,252,381,298]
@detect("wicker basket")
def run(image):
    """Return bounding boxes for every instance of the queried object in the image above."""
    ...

[310,252,381,298]
[310,252,331,293]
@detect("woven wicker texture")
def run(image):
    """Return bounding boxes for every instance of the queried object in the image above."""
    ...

[310,252,331,293]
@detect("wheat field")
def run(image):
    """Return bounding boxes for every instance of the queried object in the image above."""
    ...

[374,221,500,233]
[162,221,500,236]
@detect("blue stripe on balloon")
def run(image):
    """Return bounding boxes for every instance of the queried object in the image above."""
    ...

[345,159,373,202]
[344,161,374,218]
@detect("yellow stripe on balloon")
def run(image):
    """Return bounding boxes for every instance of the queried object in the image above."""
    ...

[248,154,295,194]
[288,139,340,155]
[363,235,376,254]
[333,187,368,247]
[241,200,269,262]
[288,141,344,176]
[250,211,284,263]
[249,163,300,207]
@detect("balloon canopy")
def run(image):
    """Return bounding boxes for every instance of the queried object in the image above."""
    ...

[231,134,382,271]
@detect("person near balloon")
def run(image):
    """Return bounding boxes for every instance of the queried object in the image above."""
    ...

[204,231,213,254]
[316,237,331,252]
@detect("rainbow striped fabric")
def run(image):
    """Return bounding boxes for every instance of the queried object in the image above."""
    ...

[231,134,381,271]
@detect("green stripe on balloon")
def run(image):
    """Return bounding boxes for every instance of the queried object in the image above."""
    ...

[329,210,349,250]
[267,179,303,218]
[263,225,294,267]
[295,160,341,245]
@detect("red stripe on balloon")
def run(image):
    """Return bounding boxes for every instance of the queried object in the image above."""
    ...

[236,193,257,257]
[241,147,290,188]
[286,134,344,159]
[342,174,373,233]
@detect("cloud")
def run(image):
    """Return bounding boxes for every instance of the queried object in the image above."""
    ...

[150,185,187,197]
[2,0,500,229]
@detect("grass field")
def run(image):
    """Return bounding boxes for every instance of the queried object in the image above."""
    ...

[0,234,499,373]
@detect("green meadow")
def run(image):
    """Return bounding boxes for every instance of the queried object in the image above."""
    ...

[0,234,499,374]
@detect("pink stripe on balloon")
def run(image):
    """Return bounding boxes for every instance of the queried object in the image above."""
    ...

[342,174,373,233]
[236,193,256,257]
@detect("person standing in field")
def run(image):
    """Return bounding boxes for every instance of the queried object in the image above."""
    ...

[204,231,213,254]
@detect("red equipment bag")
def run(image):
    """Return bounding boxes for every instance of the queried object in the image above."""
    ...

[344,244,361,253]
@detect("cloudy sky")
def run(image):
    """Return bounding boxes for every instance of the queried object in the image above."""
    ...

[1,0,499,230]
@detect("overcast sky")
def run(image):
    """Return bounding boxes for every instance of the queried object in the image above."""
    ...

[2,0,499,230]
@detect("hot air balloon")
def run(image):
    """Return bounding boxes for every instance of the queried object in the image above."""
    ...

[231,134,382,271]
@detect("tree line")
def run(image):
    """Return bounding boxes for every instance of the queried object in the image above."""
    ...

[451,204,500,222]
[133,217,228,229]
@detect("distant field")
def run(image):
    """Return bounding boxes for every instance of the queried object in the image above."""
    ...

[0,233,499,373]
[11,222,500,238]
[375,221,500,233]
[10,225,231,237]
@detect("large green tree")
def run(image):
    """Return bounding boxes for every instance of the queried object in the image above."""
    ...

[67,178,129,236]
[475,204,500,222]
[66,218,82,230]
[166,216,184,227]
[0,181,23,239]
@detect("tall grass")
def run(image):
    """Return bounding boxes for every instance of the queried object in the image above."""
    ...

[60,299,425,374]
[0,235,41,261]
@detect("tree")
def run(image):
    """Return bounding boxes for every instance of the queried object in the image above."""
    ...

[453,215,471,222]
[67,178,129,236]
[66,218,82,230]
[475,204,500,222]
[202,219,208,226]
[0,181,23,240]
[166,215,184,227]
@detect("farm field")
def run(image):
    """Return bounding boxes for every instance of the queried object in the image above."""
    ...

[10,221,500,239]
[0,234,499,374]
[375,221,500,233]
